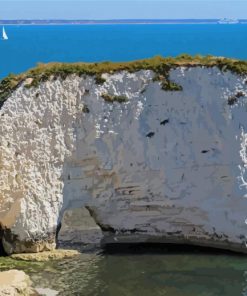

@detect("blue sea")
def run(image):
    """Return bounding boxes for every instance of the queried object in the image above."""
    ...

[1,24,247,79]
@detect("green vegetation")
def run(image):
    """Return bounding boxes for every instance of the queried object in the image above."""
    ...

[94,75,106,85]
[82,104,90,113]
[153,73,182,91]
[101,93,128,103]
[0,73,22,106]
[1,54,247,106]
[161,80,183,91]
[0,257,46,273]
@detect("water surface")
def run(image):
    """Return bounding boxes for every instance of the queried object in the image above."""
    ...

[1,24,247,79]
[1,248,247,295]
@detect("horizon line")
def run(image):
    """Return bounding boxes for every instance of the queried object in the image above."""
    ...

[1,18,247,22]
[0,18,246,20]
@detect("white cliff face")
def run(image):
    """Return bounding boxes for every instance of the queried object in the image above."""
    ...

[1,66,247,253]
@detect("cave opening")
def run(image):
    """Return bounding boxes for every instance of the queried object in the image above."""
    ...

[0,240,7,256]
[0,229,7,256]
[102,243,245,256]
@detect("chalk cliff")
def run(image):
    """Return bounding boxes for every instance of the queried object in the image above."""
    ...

[1,56,247,254]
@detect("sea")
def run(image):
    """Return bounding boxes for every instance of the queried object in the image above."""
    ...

[1,24,247,296]
[1,246,247,296]
[1,24,247,79]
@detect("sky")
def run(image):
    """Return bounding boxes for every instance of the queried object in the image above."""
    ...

[1,1,247,20]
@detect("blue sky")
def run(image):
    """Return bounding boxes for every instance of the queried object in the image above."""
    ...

[1,1,247,20]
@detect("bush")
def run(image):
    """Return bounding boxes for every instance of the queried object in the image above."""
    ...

[101,93,128,103]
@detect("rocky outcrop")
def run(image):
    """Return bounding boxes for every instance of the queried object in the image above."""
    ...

[1,57,247,253]
[10,249,80,262]
[0,270,37,295]
[58,207,103,249]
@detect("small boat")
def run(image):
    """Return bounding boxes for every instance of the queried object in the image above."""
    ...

[218,18,239,24]
[2,26,8,40]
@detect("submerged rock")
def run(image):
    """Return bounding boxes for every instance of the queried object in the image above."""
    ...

[0,270,38,295]
[10,250,80,262]
[1,57,247,253]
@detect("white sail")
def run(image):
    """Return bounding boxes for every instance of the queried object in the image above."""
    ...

[2,27,8,40]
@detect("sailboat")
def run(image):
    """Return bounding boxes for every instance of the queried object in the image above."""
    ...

[2,26,8,40]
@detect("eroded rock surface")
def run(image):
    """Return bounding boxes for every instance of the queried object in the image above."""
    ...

[10,249,80,262]
[0,270,37,295]
[1,66,247,253]
[58,207,103,249]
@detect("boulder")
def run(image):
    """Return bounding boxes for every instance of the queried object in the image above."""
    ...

[0,270,38,296]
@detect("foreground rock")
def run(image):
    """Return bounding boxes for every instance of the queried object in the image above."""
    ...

[10,250,80,262]
[1,57,247,253]
[0,270,37,296]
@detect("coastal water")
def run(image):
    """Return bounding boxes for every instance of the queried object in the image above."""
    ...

[1,24,247,79]
[1,247,247,295]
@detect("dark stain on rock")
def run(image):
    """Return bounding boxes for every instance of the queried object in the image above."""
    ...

[201,150,210,154]
[120,228,148,234]
[0,226,7,256]
[160,119,169,126]
[146,132,155,138]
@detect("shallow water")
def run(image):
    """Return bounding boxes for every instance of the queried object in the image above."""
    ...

[1,248,247,296]
[1,24,247,79]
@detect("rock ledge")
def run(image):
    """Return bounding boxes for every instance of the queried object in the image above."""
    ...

[10,250,80,262]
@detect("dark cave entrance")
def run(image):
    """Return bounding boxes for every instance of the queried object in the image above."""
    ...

[0,240,7,256]
[102,243,245,256]
[0,227,7,256]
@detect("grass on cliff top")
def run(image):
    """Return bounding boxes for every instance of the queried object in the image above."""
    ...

[1,54,247,106]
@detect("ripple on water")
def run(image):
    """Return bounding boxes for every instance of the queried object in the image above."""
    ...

[1,251,247,296]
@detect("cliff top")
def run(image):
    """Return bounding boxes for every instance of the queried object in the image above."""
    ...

[1,54,247,106]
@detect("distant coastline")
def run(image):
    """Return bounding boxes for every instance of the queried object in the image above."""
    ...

[1,19,247,25]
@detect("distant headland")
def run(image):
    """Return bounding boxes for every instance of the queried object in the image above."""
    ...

[1,19,247,25]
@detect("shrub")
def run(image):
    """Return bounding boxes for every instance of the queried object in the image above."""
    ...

[101,93,128,103]
[82,104,90,113]
[94,75,106,85]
